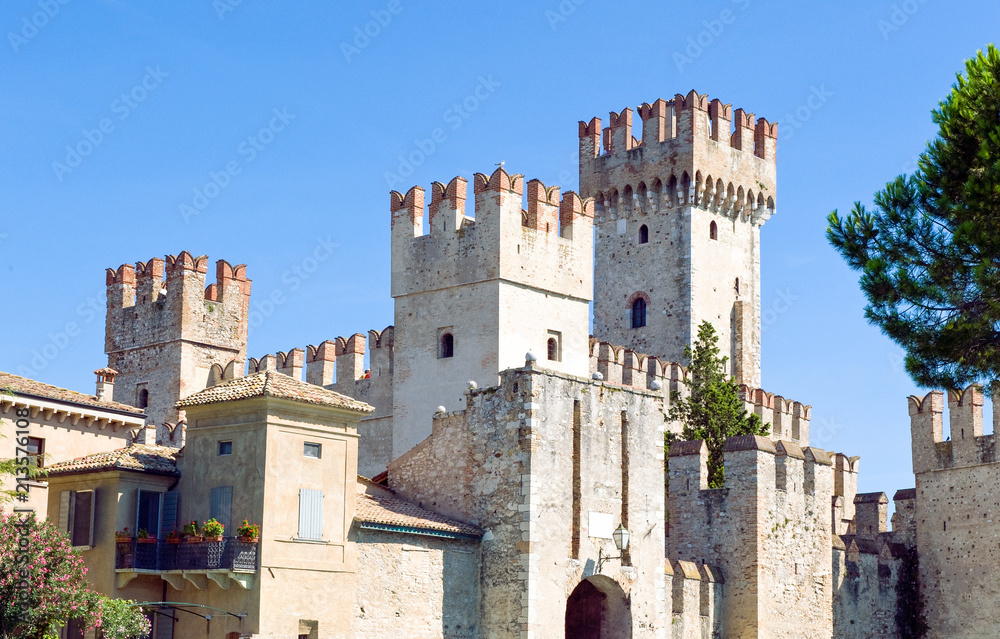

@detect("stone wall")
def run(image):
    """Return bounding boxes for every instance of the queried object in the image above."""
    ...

[389,363,670,639]
[908,386,1000,638]
[353,530,480,639]
[668,436,834,638]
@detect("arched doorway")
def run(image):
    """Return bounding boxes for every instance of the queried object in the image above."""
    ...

[564,575,632,639]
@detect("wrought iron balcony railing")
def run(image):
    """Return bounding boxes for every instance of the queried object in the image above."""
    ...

[114,537,258,572]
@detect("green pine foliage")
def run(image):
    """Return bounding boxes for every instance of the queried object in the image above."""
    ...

[666,321,769,488]
[828,44,1000,390]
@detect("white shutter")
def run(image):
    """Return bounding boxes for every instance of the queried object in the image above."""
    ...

[298,489,323,540]
[58,491,70,533]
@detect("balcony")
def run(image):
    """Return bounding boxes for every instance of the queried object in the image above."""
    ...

[114,537,258,591]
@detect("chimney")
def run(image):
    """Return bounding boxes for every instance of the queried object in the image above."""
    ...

[94,367,118,402]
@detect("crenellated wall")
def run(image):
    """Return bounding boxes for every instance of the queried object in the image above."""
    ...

[668,435,834,638]
[907,385,1000,638]
[246,326,395,478]
[582,91,777,388]
[105,252,251,444]
[390,166,594,463]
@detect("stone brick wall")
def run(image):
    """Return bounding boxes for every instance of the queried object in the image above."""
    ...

[353,530,480,639]
[389,363,670,639]
[668,436,834,638]
[106,253,250,441]
[832,538,901,639]
[580,91,777,388]
[908,386,1000,638]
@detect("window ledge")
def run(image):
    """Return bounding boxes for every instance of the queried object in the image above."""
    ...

[276,537,330,545]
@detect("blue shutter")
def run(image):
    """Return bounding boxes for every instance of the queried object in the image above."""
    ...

[210,486,233,532]
[162,492,179,535]
[298,489,323,540]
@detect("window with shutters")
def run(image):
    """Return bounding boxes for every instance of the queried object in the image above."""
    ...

[26,437,44,468]
[210,486,233,531]
[61,490,95,548]
[162,492,179,538]
[298,489,323,540]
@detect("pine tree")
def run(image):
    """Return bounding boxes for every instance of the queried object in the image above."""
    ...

[827,44,1000,390]
[667,321,769,488]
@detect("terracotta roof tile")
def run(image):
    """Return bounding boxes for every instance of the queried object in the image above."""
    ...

[175,371,374,413]
[47,444,180,477]
[0,371,145,415]
[355,490,483,538]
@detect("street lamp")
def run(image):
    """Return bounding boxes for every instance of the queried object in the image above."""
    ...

[597,524,630,572]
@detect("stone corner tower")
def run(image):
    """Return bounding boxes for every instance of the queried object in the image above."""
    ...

[580,90,777,386]
[105,251,251,445]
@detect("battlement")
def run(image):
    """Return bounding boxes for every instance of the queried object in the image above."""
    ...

[579,91,777,226]
[390,167,593,242]
[909,385,999,473]
[586,337,684,392]
[106,252,251,355]
[738,384,812,446]
[390,166,593,302]
[247,326,395,389]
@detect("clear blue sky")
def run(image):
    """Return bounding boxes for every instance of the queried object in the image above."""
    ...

[1,1,997,500]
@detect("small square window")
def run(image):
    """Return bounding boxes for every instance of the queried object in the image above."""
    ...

[304,442,322,459]
[26,437,44,468]
[218,441,232,456]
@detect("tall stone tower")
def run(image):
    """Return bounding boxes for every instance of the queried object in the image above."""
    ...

[390,167,593,458]
[105,252,251,444]
[579,91,777,386]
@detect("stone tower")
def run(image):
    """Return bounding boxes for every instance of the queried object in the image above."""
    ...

[105,252,251,444]
[389,167,593,459]
[579,90,777,386]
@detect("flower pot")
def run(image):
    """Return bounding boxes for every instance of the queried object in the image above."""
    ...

[203,535,223,542]
[166,537,182,544]
[184,534,203,543]
[115,536,131,543]
[137,537,157,544]
[238,535,259,543]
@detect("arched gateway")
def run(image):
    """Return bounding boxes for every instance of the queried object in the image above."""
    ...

[564,575,632,639]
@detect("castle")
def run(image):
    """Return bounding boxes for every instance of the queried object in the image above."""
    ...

[3,89,995,638]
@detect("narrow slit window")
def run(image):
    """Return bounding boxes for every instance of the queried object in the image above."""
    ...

[710,220,718,240]
[631,298,647,329]
[440,333,454,358]
[638,224,649,244]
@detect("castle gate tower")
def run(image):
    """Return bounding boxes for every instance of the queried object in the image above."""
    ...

[105,252,251,444]
[390,167,593,459]
[579,91,777,386]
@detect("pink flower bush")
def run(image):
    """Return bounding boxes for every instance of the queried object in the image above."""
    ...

[0,512,148,638]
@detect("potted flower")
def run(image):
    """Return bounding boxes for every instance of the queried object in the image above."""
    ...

[183,520,202,543]
[115,527,132,543]
[136,528,156,544]
[236,519,260,543]
[166,530,183,544]
[202,518,224,542]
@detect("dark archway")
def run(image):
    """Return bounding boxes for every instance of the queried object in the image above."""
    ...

[565,575,632,639]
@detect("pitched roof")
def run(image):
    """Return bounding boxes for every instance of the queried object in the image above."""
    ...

[175,371,374,413]
[355,487,483,539]
[47,444,180,477]
[0,371,145,415]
